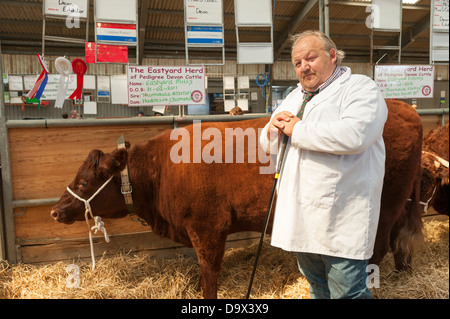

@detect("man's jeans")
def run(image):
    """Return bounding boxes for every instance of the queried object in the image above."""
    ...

[296,252,372,299]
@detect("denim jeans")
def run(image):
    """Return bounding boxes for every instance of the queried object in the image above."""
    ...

[296,252,372,299]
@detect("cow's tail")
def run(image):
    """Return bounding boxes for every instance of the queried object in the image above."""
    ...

[392,163,424,271]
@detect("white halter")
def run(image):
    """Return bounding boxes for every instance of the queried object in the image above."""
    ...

[66,176,113,270]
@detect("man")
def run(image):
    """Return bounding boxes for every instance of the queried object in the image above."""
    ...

[259,30,387,299]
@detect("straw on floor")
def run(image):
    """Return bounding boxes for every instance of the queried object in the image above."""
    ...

[0,219,448,299]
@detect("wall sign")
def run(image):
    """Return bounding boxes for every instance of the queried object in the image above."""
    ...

[127,66,206,106]
[375,65,435,99]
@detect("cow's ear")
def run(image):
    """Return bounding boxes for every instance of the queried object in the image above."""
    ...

[98,148,128,176]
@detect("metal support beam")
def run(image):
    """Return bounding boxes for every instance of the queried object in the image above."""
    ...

[274,0,318,60]
[0,40,5,260]
[0,40,17,263]
[384,14,430,63]
[138,0,150,65]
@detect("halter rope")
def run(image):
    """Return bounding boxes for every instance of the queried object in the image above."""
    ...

[65,176,113,270]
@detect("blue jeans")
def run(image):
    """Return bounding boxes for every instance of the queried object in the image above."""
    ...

[296,252,372,299]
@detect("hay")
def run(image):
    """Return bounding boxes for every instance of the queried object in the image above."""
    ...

[0,219,448,299]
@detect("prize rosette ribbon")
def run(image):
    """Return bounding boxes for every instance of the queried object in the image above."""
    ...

[69,58,87,101]
[27,54,49,100]
[54,57,73,108]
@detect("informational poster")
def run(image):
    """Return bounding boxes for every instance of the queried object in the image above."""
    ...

[40,74,78,100]
[185,0,223,25]
[127,66,206,106]
[44,0,88,18]
[375,65,435,99]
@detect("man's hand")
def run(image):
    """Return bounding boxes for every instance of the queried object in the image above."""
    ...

[268,111,300,139]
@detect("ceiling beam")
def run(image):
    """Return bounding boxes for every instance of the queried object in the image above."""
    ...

[273,0,318,60]
[382,14,430,63]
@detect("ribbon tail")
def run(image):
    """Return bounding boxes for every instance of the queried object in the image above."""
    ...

[69,75,84,100]
[27,71,45,99]
[55,75,70,108]
[34,73,48,100]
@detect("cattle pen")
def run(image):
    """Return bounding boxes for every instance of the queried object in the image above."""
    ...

[1,0,450,300]
[1,109,448,265]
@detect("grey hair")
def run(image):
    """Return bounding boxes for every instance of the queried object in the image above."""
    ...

[290,30,345,65]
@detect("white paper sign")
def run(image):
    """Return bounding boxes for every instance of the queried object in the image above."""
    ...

[97,75,110,97]
[44,0,88,18]
[8,75,23,91]
[185,0,223,25]
[111,75,128,104]
[84,101,97,114]
[375,65,435,99]
[127,66,206,106]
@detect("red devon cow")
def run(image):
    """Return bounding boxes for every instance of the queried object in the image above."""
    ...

[420,124,449,215]
[51,100,422,298]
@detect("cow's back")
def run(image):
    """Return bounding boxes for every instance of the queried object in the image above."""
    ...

[423,123,449,160]
[154,117,274,236]
[383,100,422,181]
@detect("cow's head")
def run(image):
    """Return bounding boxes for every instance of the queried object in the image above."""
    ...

[420,152,450,205]
[51,148,129,224]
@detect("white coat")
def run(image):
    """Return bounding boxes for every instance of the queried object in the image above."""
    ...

[260,67,388,260]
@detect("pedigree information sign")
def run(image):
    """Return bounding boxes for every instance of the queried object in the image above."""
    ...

[375,65,435,99]
[127,66,206,106]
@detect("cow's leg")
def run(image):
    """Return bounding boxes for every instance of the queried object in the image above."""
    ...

[187,226,227,299]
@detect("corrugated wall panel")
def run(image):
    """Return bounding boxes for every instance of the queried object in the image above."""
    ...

[2,54,448,120]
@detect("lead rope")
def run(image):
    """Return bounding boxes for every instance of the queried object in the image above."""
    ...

[66,176,113,270]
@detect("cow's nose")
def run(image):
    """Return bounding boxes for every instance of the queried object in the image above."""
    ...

[51,209,58,220]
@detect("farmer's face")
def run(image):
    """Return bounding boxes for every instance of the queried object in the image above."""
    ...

[292,36,337,92]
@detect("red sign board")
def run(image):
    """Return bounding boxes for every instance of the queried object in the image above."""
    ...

[85,42,128,63]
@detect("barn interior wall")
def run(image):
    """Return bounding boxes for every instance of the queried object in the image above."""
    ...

[2,54,449,121]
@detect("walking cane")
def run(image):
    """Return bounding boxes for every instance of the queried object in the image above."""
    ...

[246,133,290,299]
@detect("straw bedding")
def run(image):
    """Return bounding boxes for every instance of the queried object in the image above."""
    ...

[0,218,448,299]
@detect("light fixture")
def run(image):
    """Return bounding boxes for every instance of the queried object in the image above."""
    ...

[402,0,420,4]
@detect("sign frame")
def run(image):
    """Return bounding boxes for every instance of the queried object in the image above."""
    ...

[234,0,274,65]
[94,0,139,64]
[184,0,225,66]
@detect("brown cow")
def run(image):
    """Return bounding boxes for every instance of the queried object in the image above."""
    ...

[420,124,449,215]
[50,100,422,298]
